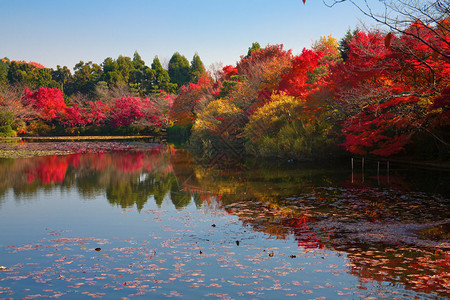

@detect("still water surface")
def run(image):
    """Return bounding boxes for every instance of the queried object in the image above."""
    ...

[0,144,448,299]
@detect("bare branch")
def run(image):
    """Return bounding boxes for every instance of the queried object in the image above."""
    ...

[323,0,450,59]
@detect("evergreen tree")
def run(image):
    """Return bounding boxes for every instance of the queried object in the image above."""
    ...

[142,56,176,94]
[247,42,261,57]
[101,57,123,86]
[51,65,72,85]
[339,29,358,61]
[7,61,59,89]
[69,61,102,95]
[130,51,147,89]
[0,58,10,85]
[152,56,176,93]
[168,52,190,88]
[117,55,133,83]
[189,53,206,83]
[132,51,145,70]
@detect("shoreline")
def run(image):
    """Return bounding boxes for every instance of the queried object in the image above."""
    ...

[1,137,449,170]
[0,135,161,142]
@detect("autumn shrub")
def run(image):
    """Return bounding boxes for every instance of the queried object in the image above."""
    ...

[26,120,54,136]
[244,93,337,160]
[277,119,338,159]
[12,119,26,134]
[108,97,145,128]
[23,87,67,123]
[230,45,293,114]
[0,111,16,137]
[189,98,245,154]
[170,76,217,127]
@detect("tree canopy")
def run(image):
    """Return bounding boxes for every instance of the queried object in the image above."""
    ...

[168,52,191,89]
[189,53,206,84]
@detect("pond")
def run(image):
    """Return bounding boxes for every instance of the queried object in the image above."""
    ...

[0,142,448,299]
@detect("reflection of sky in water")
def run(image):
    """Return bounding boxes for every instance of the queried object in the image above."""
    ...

[0,150,448,299]
[0,191,420,299]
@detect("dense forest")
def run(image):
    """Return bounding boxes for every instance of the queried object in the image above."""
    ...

[0,10,449,160]
[0,51,203,137]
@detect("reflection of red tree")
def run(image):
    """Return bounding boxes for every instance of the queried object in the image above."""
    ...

[87,153,111,171]
[283,216,324,249]
[29,155,69,184]
[143,150,161,172]
[66,153,81,168]
[114,152,144,173]
[183,185,213,204]
[24,149,173,185]
[224,202,325,250]
[27,171,35,183]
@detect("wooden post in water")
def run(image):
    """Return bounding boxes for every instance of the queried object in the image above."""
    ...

[351,158,354,183]
[377,161,380,185]
[362,157,365,183]
[387,161,390,184]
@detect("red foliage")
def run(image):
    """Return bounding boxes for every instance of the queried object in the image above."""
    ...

[278,48,323,98]
[28,61,45,69]
[161,92,176,108]
[61,100,111,128]
[340,111,412,156]
[139,97,165,127]
[430,87,450,126]
[236,44,292,78]
[62,104,86,127]
[85,100,110,126]
[23,87,68,122]
[170,75,216,125]
[109,97,145,128]
[220,65,239,80]
[330,31,395,90]
[107,96,165,129]
[11,60,45,69]
[328,26,450,156]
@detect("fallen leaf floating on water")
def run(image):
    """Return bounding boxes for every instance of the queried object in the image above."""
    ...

[269,251,274,257]
[94,248,101,252]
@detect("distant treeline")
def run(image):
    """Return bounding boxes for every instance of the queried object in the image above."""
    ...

[0,51,206,96]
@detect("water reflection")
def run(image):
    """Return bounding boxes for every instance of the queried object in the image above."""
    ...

[0,149,183,210]
[0,147,448,297]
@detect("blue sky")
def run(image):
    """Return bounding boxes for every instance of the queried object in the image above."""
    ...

[0,0,382,71]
